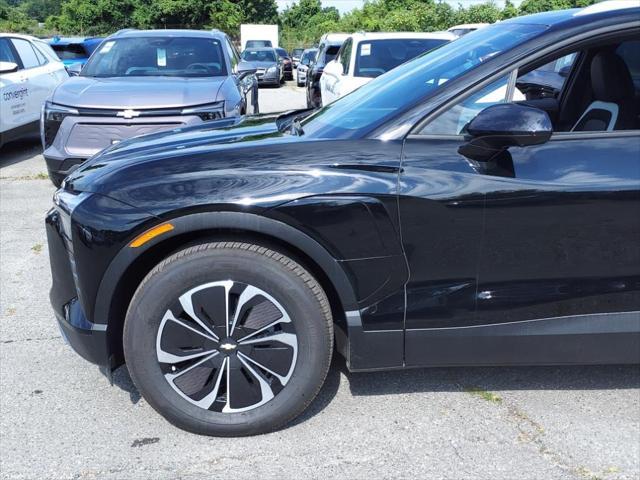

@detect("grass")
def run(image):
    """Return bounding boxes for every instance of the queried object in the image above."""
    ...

[464,385,503,403]
[0,172,49,180]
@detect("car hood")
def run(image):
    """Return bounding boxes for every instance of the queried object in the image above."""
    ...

[246,61,278,69]
[65,113,298,192]
[51,76,228,109]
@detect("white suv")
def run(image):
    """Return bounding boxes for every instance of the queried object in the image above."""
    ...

[320,31,455,106]
[0,34,68,148]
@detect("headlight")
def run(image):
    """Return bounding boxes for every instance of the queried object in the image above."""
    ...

[181,102,225,121]
[42,101,78,149]
[267,66,277,74]
[53,190,91,241]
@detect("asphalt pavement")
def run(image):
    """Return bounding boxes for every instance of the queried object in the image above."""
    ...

[1,82,639,480]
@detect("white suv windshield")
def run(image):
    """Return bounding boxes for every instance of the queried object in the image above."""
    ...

[81,37,227,77]
[302,22,546,138]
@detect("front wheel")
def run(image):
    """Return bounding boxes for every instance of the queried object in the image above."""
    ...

[123,242,333,436]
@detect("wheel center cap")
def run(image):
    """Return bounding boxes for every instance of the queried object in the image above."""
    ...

[219,338,238,354]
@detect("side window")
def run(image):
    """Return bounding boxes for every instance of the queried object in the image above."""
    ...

[0,38,18,65]
[515,52,577,101]
[340,39,352,74]
[10,39,40,69]
[32,43,48,66]
[225,38,239,71]
[422,74,511,135]
[616,40,640,97]
[33,40,58,63]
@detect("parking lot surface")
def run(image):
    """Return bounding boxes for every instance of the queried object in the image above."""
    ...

[1,83,639,480]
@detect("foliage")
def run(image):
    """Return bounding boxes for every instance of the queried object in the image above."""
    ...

[0,0,600,49]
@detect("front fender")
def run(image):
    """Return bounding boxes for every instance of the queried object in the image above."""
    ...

[93,211,360,328]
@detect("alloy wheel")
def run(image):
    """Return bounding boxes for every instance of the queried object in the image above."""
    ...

[156,280,298,413]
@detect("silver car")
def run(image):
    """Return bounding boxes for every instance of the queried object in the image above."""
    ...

[42,29,258,187]
[296,48,318,87]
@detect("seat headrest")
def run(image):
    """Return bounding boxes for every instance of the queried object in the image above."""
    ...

[591,51,634,103]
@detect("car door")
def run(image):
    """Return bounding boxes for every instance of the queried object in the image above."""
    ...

[225,38,257,115]
[10,38,55,126]
[0,37,26,136]
[400,38,640,366]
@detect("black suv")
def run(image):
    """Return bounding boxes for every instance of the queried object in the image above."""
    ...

[47,4,640,437]
[305,34,347,108]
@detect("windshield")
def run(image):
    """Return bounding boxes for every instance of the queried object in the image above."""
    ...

[301,50,317,63]
[52,44,88,60]
[302,22,546,138]
[81,37,227,78]
[275,48,289,58]
[246,40,271,48]
[242,49,277,62]
[292,49,304,56]
[355,38,451,78]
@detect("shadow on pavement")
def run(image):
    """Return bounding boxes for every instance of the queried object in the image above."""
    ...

[109,352,639,430]
[343,363,640,396]
[0,135,42,169]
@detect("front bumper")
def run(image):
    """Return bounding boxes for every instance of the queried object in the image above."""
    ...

[46,207,111,368]
[43,114,204,176]
[257,75,280,86]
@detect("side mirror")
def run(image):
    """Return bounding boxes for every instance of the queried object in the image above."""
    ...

[558,65,571,78]
[459,103,552,162]
[66,63,83,76]
[236,61,257,80]
[0,61,19,75]
[326,60,343,75]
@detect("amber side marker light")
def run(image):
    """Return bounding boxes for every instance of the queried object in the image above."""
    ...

[129,223,174,248]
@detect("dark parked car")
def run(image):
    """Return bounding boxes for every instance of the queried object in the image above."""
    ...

[47,3,640,437]
[306,34,348,108]
[241,47,283,86]
[275,47,293,80]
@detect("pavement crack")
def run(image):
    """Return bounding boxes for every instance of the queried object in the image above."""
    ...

[1,335,60,344]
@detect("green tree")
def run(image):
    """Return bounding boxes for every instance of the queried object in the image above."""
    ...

[501,0,519,19]
[241,0,277,24]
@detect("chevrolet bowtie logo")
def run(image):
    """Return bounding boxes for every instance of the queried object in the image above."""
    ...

[220,343,237,351]
[117,109,141,119]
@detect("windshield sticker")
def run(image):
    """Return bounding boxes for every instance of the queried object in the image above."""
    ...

[157,48,167,67]
[100,41,115,54]
[361,44,371,56]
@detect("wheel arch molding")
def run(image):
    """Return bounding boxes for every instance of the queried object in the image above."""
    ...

[95,211,360,365]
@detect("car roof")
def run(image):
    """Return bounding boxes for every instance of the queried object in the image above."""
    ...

[349,31,457,42]
[243,47,276,52]
[501,0,639,28]
[108,29,227,40]
[0,33,38,41]
[447,23,490,30]
[320,33,350,45]
[46,36,102,45]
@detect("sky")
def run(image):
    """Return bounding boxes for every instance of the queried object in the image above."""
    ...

[275,0,523,14]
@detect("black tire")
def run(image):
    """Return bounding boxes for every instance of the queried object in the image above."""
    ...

[123,241,333,436]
